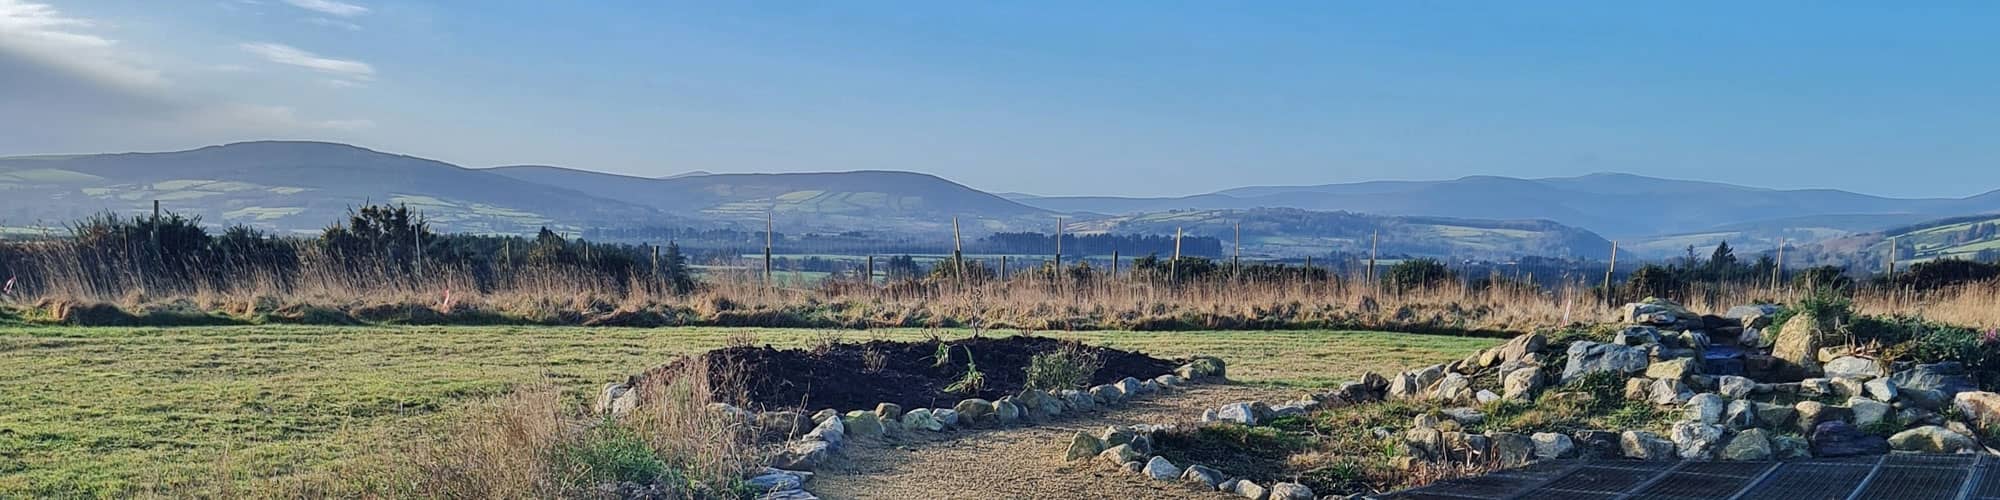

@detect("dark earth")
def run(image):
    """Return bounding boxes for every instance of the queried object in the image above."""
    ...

[648,336,1180,412]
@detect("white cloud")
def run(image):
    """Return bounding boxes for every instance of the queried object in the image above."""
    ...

[183,104,374,132]
[306,16,361,31]
[0,0,165,90]
[282,0,367,17]
[239,42,375,80]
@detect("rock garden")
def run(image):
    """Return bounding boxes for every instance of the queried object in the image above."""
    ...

[595,334,1228,499]
[1072,295,2000,498]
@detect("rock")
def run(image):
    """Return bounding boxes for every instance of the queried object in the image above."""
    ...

[1686,393,1726,424]
[901,408,943,432]
[1061,390,1097,412]
[1772,435,1811,459]
[1442,407,1485,426]
[1233,480,1269,500]
[1719,375,1756,399]
[1795,401,1850,434]
[1155,374,1186,388]
[932,409,960,429]
[1770,311,1830,378]
[774,439,835,470]
[1532,432,1577,459]
[1891,362,1979,410]
[1089,385,1121,405]
[1810,421,1889,457]
[1830,378,1865,398]
[1564,341,1652,383]
[1625,378,1652,400]
[1142,456,1181,481]
[1722,428,1775,461]
[1954,391,2000,434]
[1647,358,1702,380]
[1182,464,1223,489]
[1098,444,1144,465]
[1387,372,1422,400]
[1495,333,1548,364]
[1216,402,1260,426]
[1648,378,1694,406]
[1114,377,1146,398]
[1900,407,1942,427]
[1404,428,1446,461]
[1489,432,1534,464]
[1671,421,1726,459]
[1100,426,1139,448]
[1725,305,1779,328]
[756,411,816,441]
[954,399,994,427]
[1503,367,1544,401]
[811,409,840,424]
[1432,373,1473,402]
[1270,404,1308,419]
[1200,409,1220,424]
[1476,389,1502,404]
[803,414,845,450]
[1017,389,1064,420]
[1738,327,1764,347]
[1848,397,1891,429]
[1413,364,1447,391]
[1573,430,1623,459]
[992,398,1023,425]
[1825,356,1885,380]
[1616,326,1663,346]
[1179,356,1227,380]
[841,411,884,439]
[1752,402,1796,431]
[1361,371,1390,393]
[595,382,636,416]
[1269,482,1314,500]
[1864,378,1899,402]
[1335,382,1375,404]
[873,403,903,421]
[1413,414,1440,429]
[1065,431,1106,461]
[1621,431,1677,460]
[1218,479,1241,494]
[1443,432,1491,462]
[1121,461,1142,473]
[1139,380,1161,395]
[1724,399,1763,430]
[746,470,807,492]
[1888,425,1981,454]
[1799,378,1834,397]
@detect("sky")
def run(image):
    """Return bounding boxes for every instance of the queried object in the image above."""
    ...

[2,1,1996,198]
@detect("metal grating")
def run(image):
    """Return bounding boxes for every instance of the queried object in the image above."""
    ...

[1533,465,1658,494]
[1704,463,1871,500]
[1885,453,1978,468]
[1672,460,1772,478]
[1978,461,2000,499]
[1628,471,1757,499]
[1410,473,1538,498]
[1854,466,1967,500]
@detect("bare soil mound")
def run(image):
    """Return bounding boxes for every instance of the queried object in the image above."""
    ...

[650,336,1180,412]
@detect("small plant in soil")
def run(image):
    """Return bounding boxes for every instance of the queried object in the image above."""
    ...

[1023,341,1103,390]
[861,345,888,374]
[943,346,986,395]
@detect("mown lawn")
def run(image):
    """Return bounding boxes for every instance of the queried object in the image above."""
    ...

[0,325,1495,498]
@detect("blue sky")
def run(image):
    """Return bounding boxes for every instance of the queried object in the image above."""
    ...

[2,1,1995,198]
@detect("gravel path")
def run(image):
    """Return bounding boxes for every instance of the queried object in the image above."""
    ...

[810,384,1295,500]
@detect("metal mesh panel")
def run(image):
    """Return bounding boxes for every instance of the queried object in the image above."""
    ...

[1673,461,1772,478]
[1855,466,1968,500]
[1628,471,1756,499]
[1885,453,1977,468]
[1533,466,1659,494]
[1406,473,1538,499]
[1734,463,1872,500]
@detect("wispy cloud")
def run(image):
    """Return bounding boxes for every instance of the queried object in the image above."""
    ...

[282,0,366,17]
[306,16,361,31]
[239,42,374,81]
[0,0,165,89]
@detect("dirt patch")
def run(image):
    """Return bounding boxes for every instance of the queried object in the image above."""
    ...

[644,336,1180,412]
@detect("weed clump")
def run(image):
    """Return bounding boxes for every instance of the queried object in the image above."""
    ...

[1023,341,1103,390]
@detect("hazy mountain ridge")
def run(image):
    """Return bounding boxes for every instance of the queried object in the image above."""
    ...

[1076,208,1614,260]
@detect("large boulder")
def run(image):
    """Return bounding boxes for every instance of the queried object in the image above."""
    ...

[841,411,885,439]
[1769,311,1831,378]
[1563,341,1651,383]
[803,414,845,450]
[1864,378,1899,402]
[1722,428,1775,461]
[773,439,835,470]
[1810,421,1889,457]
[1142,456,1181,481]
[1489,432,1535,465]
[1686,393,1726,424]
[1492,333,1548,365]
[1532,432,1577,459]
[1233,480,1269,500]
[1089,385,1122,405]
[1615,325,1663,346]
[1954,391,2000,434]
[1215,402,1261,426]
[1573,430,1623,459]
[1624,298,1697,328]
[901,408,943,432]
[1670,421,1726,459]
[1269,483,1314,500]
[1848,397,1892,429]
[1177,356,1227,381]
[1432,373,1474,402]
[1387,372,1422,400]
[1065,431,1106,461]
[1648,378,1694,406]
[1503,367,1544,401]
[1724,400,1763,430]
[1404,428,1446,461]
[1097,444,1144,465]
[1182,464,1224,489]
[1718,375,1756,399]
[1646,358,1702,381]
[1621,431,1677,460]
[1795,401,1850,434]
[1824,356,1885,380]
[1891,362,1980,410]
[1888,426,1982,454]
[1754,402,1798,430]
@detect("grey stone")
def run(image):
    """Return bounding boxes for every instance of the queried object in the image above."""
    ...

[1770,311,1829,378]
[1754,402,1797,430]
[1178,356,1227,380]
[1432,373,1474,402]
[1476,389,1502,404]
[1810,421,1889,457]
[1443,432,1491,462]
[953,399,994,427]
[1216,402,1260,426]
[1830,377,1866,399]
[1724,399,1762,431]
[1848,397,1891,429]
[1182,464,1224,489]
[1532,432,1577,459]
[1865,378,1899,402]
[1413,364,1447,391]
[1114,377,1146,398]
[901,408,943,432]
[1686,393,1726,424]
[1100,426,1139,447]
[1143,456,1180,480]
[1825,356,1885,380]
[1616,325,1663,346]
[1888,425,1981,454]
[803,414,845,450]
[1387,372,1422,400]
[1573,430,1623,459]
[1065,431,1106,461]
[1090,385,1121,405]
[1218,479,1241,493]
[1442,407,1485,426]
[1489,432,1535,465]
[1269,482,1314,500]
[1625,378,1652,401]
[1772,435,1811,459]
[1725,305,1779,327]
[1795,401,1850,434]
[1718,375,1756,399]
[1504,367,1544,401]
[1621,431,1677,460]
[1648,378,1694,406]
[1155,374,1186,388]
[991,398,1022,425]
[1121,461,1142,473]
[1646,358,1702,380]
[1955,391,2000,435]
[1563,341,1652,383]
[755,411,815,441]
[1234,480,1269,500]
[1404,427,1446,461]
[1800,378,1834,396]
[840,411,884,439]
[1098,444,1143,465]
[931,408,960,429]
[1670,421,1726,459]
[873,403,903,421]
[746,470,806,492]
[1722,428,1775,461]
[773,440,834,470]
[1891,362,1979,410]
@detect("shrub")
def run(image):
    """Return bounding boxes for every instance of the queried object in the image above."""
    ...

[943,346,986,395]
[1383,258,1454,293]
[558,424,666,485]
[1023,342,1103,390]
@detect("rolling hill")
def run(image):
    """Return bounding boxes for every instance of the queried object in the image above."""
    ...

[1011,173,2000,248]
[0,141,665,234]
[1073,208,1613,260]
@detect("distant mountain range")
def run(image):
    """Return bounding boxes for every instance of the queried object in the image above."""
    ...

[3,141,1995,260]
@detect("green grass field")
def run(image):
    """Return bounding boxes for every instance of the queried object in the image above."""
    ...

[0,325,1495,498]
